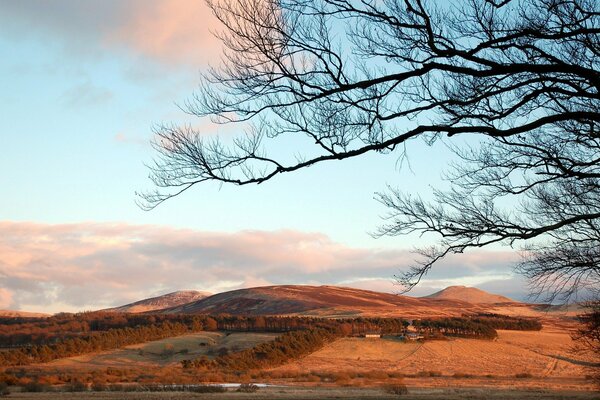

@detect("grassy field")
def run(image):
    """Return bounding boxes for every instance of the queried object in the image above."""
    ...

[6,386,600,400]
[44,332,279,368]
[270,329,598,391]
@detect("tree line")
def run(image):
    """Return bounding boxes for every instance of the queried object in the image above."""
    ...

[468,313,543,331]
[413,318,498,340]
[183,328,340,371]
[0,320,207,366]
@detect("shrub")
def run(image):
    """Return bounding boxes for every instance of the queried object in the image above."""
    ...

[308,374,322,382]
[453,372,473,378]
[107,384,124,391]
[416,370,442,377]
[64,380,87,392]
[91,381,107,391]
[162,344,175,357]
[23,381,52,392]
[515,373,533,379]
[186,385,227,393]
[217,347,229,357]
[385,383,408,395]
[332,372,352,382]
[237,383,259,393]
[0,373,19,386]
[0,382,9,397]
[362,370,389,380]
[387,371,404,378]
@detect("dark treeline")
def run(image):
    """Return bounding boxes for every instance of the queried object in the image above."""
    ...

[0,312,192,347]
[0,320,205,366]
[468,313,543,331]
[0,313,408,348]
[215,315,409,335]
[414,318,498,339]
[183,328,340,371]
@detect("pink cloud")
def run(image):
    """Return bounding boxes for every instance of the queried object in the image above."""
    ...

[0,1,223,67]
[0,288,13,309]
[0,221,521,313]
[108,1,222,66]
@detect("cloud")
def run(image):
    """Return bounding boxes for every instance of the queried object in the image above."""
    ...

[0,0,222,67]
[0,288,13,309]
[0,221,522,313]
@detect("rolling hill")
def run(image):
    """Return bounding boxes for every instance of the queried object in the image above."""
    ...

[160,285,488,318]
[424,285,515,304]
[104,290,211,313]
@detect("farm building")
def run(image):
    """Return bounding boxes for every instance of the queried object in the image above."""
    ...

[362,332,381,339]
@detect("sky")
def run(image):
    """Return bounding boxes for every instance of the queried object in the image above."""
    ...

[0,0,527,313]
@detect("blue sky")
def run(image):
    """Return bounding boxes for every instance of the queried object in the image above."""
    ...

[0,0,525,312]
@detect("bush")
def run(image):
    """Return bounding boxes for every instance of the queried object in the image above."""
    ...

[0,382,9,397]
[361,370,389,380]
[416,370,442,377]
[162,344,175,357]
[23,381,52,392]
[0,373,19,386]
[178,385,227,393]
[332,372,352,382]
[237,383,259,393]
[91,381,107,391]
[65,380,87,392]
[515,373,533,379]
[385,383,408,395]
[452,372,473,378]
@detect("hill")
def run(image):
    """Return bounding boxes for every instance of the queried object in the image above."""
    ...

[161,285,479,318]
[105,290,211,313]
[424,285,515,304]
[0,310,49,318]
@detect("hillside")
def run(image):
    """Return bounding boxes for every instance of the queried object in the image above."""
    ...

[0,310,49,318]
[424,285,515,304]
[161,285,479,318]
[105,290,211,313]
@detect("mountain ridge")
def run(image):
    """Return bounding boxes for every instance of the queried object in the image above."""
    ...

[158,284,498,318]
[104,290,211,313]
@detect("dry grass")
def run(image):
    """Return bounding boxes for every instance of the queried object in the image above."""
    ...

[44,332,279,369]
[270,330,598,391]
[5,386,600,400]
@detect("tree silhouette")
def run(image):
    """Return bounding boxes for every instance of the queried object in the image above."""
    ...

[141,0,600,302]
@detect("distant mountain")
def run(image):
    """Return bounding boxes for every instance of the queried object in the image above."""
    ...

[0,310,49,318]
[105,290,211,313]
[424,286,516,304]
[160,285,477,318]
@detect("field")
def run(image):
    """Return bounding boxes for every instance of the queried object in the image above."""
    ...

[44,332,279,368]
[271,328,598,391]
